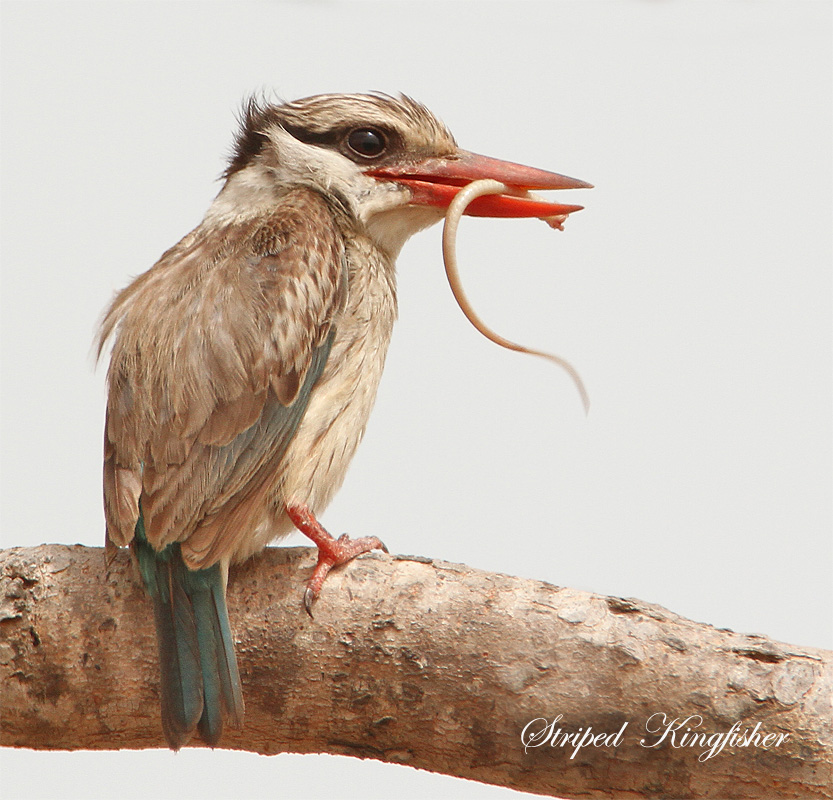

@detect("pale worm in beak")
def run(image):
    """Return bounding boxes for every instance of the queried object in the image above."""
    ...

[441,178,590,413]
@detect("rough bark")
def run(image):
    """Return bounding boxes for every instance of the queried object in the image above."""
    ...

[1,544,830,799]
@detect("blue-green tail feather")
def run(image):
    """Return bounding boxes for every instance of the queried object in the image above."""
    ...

[134,514,244,749]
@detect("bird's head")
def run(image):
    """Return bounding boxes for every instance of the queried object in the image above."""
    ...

[214,93,590,257]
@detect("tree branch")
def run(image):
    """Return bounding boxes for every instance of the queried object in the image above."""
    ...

[1,545,830,798]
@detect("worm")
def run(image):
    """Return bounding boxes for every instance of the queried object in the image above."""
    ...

[441,179,590,413]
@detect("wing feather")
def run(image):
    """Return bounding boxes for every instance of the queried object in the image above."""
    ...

[101,188,346,561]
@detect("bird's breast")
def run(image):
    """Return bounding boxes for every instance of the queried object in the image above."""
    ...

[250,235,398,549]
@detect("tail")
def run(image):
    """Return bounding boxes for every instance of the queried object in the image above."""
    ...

[134,515,244,749]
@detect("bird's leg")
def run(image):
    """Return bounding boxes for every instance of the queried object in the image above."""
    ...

[286,503,387,617]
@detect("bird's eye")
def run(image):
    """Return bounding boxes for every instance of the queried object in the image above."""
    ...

[346,128,386,158]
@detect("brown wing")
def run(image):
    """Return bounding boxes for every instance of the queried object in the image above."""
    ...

[100,188,346,566]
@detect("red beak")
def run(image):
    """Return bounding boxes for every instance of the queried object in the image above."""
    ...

[367,149,591,218]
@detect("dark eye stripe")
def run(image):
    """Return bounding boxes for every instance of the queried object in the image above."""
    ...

[281,122,399,165]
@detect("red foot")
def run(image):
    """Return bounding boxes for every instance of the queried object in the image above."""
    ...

[286,504,387,617]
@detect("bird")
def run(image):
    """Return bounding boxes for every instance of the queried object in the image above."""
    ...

[98,92,590,749]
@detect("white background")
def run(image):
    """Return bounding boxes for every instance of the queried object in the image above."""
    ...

[1,1,830,798]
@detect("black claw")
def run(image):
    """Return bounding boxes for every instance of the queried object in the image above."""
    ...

[303,587,316,619]
[379,541,389,554]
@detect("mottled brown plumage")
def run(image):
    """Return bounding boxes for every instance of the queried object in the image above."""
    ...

[101,189,347,566]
